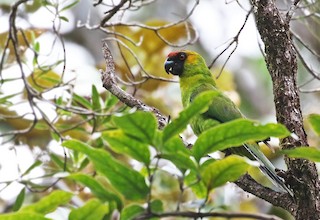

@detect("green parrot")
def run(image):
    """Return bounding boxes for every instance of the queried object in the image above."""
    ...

[164,50,292,196]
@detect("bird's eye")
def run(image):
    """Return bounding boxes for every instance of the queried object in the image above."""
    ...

[179,53,186,61]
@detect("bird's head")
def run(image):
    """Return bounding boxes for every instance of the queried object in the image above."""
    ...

[164,50,208,77]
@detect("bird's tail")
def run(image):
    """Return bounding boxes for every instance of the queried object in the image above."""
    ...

[243,143,293,197]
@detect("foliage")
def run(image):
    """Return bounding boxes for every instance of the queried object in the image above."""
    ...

[0,190,73,220]
[0,90,291,219]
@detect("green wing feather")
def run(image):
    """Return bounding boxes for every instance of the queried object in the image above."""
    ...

[189,83,242,135]
[189,84,293,196]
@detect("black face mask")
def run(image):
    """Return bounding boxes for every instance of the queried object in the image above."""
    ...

[164,52,187,76]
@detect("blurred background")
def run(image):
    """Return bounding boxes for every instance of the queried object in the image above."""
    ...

[0,0,319,219]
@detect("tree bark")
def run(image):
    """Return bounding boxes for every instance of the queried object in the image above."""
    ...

[252,0,320,219]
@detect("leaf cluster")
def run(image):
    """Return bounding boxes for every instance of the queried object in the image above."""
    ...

[0,91,294,219]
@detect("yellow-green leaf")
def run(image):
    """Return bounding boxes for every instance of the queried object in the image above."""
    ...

[120,204,144,220]
[69,199,109,220]
[91,85,101,111]
[308,114,320,136]
[67,173,122,209]
[0,212,50,220]
[102,129,150,165]
[0,29,45,64]
[21,190,73,214]
[27,69,60,92]
[113,111,157,144]
[63,140,149,201]
[12,188,25,211]
[281,147,320,162]
[201,155,250,190]
[192,119,290,161]
[161,136,196,172]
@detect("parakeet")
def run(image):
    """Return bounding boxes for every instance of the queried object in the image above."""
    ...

[164,50,292,196]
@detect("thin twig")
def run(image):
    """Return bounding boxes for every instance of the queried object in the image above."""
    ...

[286,0,301,21]
[100,0,128,27]
[208,7,253,78]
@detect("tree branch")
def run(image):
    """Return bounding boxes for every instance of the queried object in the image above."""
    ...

[235,174,296,211]
[100,40,167,129]
[135,210,283,220]
[252,0,320,218]
[100,0,129,27]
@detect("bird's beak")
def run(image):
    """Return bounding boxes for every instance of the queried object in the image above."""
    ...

[164,59,174,74]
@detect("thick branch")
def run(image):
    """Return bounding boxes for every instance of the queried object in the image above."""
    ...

[253,0,320,218]
[235,174,295,211]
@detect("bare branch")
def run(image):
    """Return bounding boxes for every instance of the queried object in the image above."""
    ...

[100,40,167,129]
[105,36,177,84]
[291,33,320,85]
[96,0,199,47]
[208,7,253,77]
[299,87,320,93]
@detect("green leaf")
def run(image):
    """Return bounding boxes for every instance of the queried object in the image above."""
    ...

[55,96,63,105]
[192,119,290,161]
[150,199,163,213]
[120,204,145,220]
[102,129,150,165]
[68,173,123,209]
[160,136,196,172]
[50,154,69,171]
[113,111,157,144]
[105,93,119,110]
[281,147,320,162]
[21,160,42,177]
[21,190,73,214]
[27,69,60,91]
[184,169,207,198]
[69,199,109,220]
[0,92,21,104]
[201,155,250,190]
[12,188,25,211]
[59,16,69,22]
[26,0,42,12]
[162,91,218,143]
[63,140,149,201]
[51,131,60,142]
[73,93,91,109]
[91,85,101,111]
[34,121,49,130]
[33,41,40,52]
[60,0,79,12]
[308,114,320,136]
[0,212,50,220]
[79,157,90,170]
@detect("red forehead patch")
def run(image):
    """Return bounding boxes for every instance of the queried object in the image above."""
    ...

[167,51,179,58]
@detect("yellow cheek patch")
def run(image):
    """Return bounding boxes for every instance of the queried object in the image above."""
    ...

[186,54,197,64]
